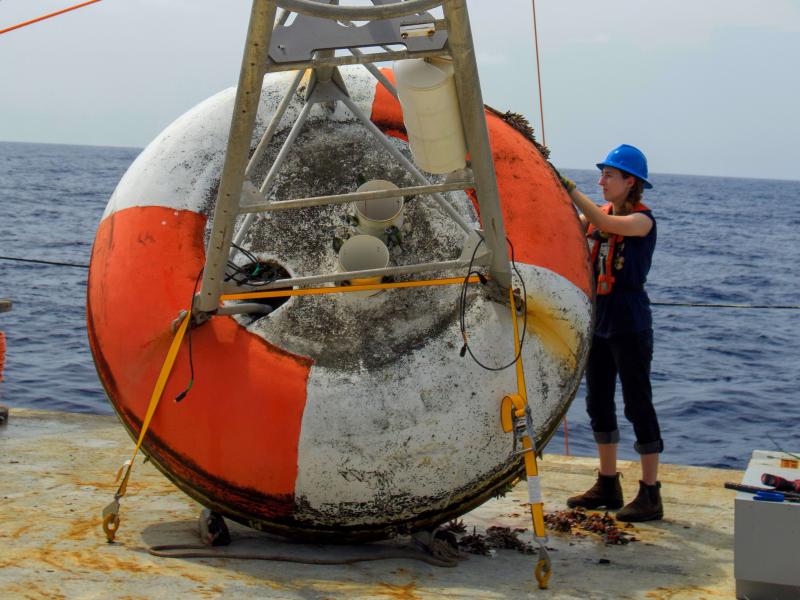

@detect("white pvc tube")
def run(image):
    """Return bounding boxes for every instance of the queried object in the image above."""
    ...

[337,235,391,298]
[354,180,405,240]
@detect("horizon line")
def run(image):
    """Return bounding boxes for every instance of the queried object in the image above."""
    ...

[1,138,798,184]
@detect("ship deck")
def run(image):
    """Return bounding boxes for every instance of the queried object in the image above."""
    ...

[0,408,739,599]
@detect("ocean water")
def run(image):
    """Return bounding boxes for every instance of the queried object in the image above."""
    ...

[0,141,798,469]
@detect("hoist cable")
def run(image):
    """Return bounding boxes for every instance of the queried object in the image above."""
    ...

[530,0,546,147]
[0,0,103,36]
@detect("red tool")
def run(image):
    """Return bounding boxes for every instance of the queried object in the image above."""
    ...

[724,482,800,502]
[761,473,800,493]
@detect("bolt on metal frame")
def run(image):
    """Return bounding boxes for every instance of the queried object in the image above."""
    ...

[196,0,512,315]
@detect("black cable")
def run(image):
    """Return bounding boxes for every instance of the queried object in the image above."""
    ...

[459,237,528,372]
[458,236,486,354]
[224,261,250,284]
[232,242,259,265]
[0,255,89,269]
[225,243,280,287]
[765,433,800,461]
[651,301,800,310]
[175,268,203,403]
[4,253,798,310]
[175,246,284,403]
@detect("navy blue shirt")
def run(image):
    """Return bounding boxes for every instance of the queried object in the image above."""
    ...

[592,209,657,338]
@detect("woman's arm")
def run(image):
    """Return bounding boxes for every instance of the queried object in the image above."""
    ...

[568,188,653,237]
[578,212,588,233]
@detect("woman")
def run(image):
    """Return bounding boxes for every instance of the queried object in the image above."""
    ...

[562,144,663,522]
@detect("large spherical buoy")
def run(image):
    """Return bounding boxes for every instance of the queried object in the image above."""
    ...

[87,66,592,541]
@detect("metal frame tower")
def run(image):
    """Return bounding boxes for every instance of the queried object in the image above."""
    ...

[194,0,513,317]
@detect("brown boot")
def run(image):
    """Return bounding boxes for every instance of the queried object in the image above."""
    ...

[567,473,624,510]
[617,481,663,522]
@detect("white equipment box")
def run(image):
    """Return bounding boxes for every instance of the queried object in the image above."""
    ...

[735,450,800,599]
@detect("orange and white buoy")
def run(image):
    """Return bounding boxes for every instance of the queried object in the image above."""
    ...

[87,66,592,541]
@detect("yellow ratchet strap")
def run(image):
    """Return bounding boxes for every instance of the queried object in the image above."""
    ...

[503,286,552,589]
[221,275,479,301]
[101,276,479,542]
[102,310,191,543]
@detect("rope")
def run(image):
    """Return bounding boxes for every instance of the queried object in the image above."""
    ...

[147,544,457,567]
[0,255,89,269]
[764,433,800,462]
[530,0,546,147]
[651,301,800,310]
[3,254,797,310]
[0,0,103,36]
[529,0,561,455]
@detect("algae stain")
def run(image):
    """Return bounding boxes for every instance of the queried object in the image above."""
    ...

[523,293,579,370]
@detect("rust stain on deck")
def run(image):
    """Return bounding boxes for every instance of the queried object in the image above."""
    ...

[0,409,741,599]
[64,516,101,541]
[647,586,728,599]
[375,581,421,600]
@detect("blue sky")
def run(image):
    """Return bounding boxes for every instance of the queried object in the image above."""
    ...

[1,0,798,180]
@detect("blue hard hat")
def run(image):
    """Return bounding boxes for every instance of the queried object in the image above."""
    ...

[596,144,653,189]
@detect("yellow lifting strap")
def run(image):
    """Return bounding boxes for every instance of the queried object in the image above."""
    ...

[102,310,191,543]
[501,286,552,589]
[101,275,480,542]
[221,275,479,301]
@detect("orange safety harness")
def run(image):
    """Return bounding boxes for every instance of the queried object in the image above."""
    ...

[587,203,650,295]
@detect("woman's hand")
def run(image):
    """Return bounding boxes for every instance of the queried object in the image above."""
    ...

[568,188,653,238]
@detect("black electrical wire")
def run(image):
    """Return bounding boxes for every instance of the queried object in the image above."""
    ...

[232,242,259,264]
[459,236,528,372]
[174,267,203,403]
[225,243,279,286]
[458,236,487,358]
[175,246,285,403]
